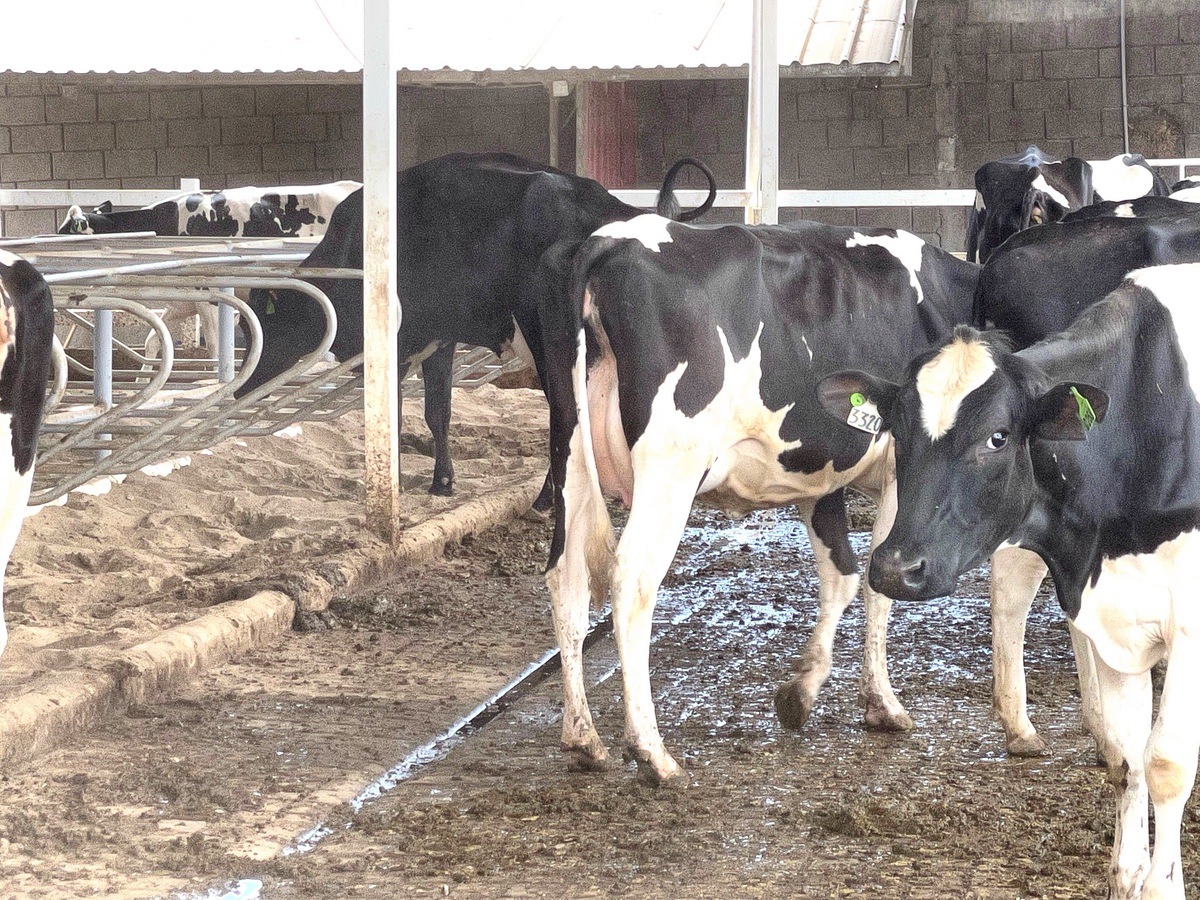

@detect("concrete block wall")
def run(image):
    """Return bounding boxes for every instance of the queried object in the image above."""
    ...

[0,81,363,236]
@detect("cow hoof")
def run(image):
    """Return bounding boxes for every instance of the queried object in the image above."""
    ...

[562,741,611,773]
[1005,733,1048,757]
[429,479,454,497]
[773,679,814,730]
[623,746,684,786]
[864,706,915,733]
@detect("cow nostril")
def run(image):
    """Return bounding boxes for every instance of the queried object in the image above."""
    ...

[900,557,927,589]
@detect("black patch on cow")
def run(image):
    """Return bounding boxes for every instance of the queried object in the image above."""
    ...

[0,259,55,474]
[810,490,857,576]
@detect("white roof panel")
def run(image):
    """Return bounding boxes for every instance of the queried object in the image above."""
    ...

[1,0,911,79]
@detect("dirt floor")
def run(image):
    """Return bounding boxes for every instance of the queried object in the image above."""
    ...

[0,384,1198,899]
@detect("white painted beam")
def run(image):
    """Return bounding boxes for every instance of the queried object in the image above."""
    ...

[744,0,779,225]
[362,0,401,542]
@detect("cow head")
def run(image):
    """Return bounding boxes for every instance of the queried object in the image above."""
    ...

[57,202,116,235]
[818,326,1107,600]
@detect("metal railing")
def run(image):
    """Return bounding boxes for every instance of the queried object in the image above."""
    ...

[17,234,525,506]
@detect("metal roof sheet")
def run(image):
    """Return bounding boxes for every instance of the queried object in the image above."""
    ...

[1,0,912,80]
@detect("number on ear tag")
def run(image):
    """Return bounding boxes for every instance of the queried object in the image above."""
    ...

[846,396,882,434]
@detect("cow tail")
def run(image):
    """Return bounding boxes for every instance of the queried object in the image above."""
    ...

[566,239,621,608]
[656,157,717,222]
[0,260,55,475]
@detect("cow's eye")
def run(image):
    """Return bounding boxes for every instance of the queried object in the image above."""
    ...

[986,430,1009,451]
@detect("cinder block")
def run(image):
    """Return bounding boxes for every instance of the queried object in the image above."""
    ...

[1069,78,1122,110]
[796,89,851,120]
[906,86,936,120]
[1014,80,1070,111]
[150,90,202,120]
[308,85,359,114]
[0,153,51,182]
[3,208,57,237]
[156,146,209,176]
[988,109,1046,143]
[1073,135,1123,159]
[45,93,97,124]
[64,178,123,191]
[854,146,909,177]
[98,91,150,121]
[1045,108,1104,140]
[907,145,938,176]
[986,82,1014,116]
[1182,14,1200,44]
[1156,45,1200,77]
[273,114,328,143]
[255,85,310,116]
[1100,108,1126,138]
[316,139,362,170]
[167,118,222,147]
[882,117,936,147]
[10,124,61,153]
[104,148,156,179]
[52,150,104,179]
[1043,49,1098,81]
[987,51,1043,82]
[115,120,167,150]
[210,143,264,175]
[63,122,115,151]
[1128,76,1183,107]
[1124,46,1156,77]
[1011,21,1066,52]
[1067,17,1118,49]
[0,127,9,154]
[0,96,45,125]
[828,119,882,149]
[958,53,987,84]
[1186,133,1200,157]
[220,116,273,145]
[1127,16,1180,46]
[201,87,256,118]
[855,207,912,231]
[262,142,315,171]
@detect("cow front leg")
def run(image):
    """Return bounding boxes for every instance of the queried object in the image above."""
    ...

[1141,642,1199,900]
[1068,621,1108,765]
[613,456,702,785]
[1094,652,1152,899]
[775,493,860,730]
[860,478,913,731]
[421,342,456,496]
[989,546,1049,756]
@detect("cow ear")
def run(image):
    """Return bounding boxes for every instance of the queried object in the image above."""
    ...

[1022,190,1064,228]
[1031,382,1108,441]
[95,201,113,214]
[817,370,900,427]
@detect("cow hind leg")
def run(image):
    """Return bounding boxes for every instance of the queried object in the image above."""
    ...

[989,546,1049,756]
[421,343,456,496]
[859,479,913,732]
[613,454,704,785]
[774,492,860,730]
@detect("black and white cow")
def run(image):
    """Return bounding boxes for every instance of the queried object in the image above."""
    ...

[820,264,1200,899]
[542,214,978,783]
[1060,194,1195,225]
[236,152,716,506]
[57,182,361,238]
[967,148,1171,264]
[0,251,56,658]
[1171,176,1200,203]
[970,204,1200,755]
[967,146,1093,264]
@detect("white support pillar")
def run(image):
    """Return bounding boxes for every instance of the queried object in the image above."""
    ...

[362,0,401,541]
[744,0,780,225]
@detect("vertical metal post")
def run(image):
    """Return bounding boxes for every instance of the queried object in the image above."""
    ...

[745,0,780,225]
[94,308,113,458]
[549,91,560,169]
[217,290,236,383]
[363,0,401,541]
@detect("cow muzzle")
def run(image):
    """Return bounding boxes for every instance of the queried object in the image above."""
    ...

[868,547,952,601]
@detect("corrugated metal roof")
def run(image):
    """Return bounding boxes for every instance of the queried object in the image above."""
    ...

[0,0,912,80]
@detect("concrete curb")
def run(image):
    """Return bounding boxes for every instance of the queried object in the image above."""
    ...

[0,472,545,769]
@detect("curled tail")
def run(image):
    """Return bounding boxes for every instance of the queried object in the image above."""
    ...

[655,157,716,222]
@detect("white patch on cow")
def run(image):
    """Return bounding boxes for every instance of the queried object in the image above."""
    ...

[1170,186,1200,203]
[0,249,21,268]
[1129,263,1200,398]
[593,214,673,252]
[800,334,813,363]
[1114,202,1135,218]
[500,316,536,371]
[1030,173,1072,209]
[1090,154,1155,202]
[915,335,997,440]
[174,181,361,238]
[974,190,985,211]
[845,231,926,304]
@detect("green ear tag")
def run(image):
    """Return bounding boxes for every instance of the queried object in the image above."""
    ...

[850,392,866,408]
[265,299,276,315]
[1070,386,1096,431]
